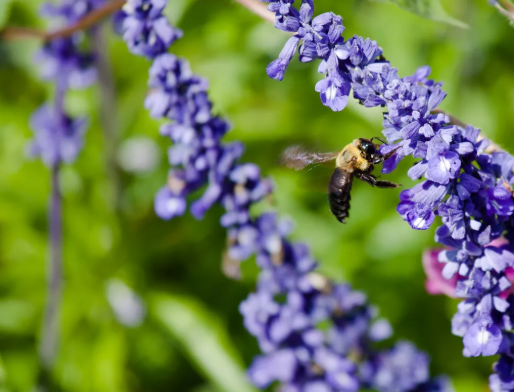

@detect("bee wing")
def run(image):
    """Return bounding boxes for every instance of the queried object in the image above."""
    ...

[280,145,339,171]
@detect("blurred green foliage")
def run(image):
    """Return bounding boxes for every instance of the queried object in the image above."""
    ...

[0,0,513,391]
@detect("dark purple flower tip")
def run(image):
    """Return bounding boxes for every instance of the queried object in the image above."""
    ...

[266,36,300,81]
[463,315,503,357]
[266,59,290,81]
[490,355,514,392]
[380,145,405,174]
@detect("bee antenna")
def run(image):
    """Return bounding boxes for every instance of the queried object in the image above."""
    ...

[371,137,388,145]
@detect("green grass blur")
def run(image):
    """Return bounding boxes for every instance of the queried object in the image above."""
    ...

[0,0,512,391]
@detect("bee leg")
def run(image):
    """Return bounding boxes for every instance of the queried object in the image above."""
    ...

[355,172,401,188]
[355,172,378,187]
[371,137,388,145]
[375,179,402,188]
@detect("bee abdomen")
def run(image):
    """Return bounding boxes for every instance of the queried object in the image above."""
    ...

[328,167,353,223]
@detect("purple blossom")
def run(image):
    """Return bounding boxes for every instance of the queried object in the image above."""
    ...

[463,314,503,357]
[29,105,87,167]
[490,354,514,392]
[315,70,351,111]
[120,0,182,58]
[263,0,300,32]
[363,342,430,392]
[36,37,97,89]
[266,36,300,81]
[154,171,188,220]
[145,54,209,122]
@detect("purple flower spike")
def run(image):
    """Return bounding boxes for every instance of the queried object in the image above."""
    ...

[128,2,456,390]
[121,0,182,58]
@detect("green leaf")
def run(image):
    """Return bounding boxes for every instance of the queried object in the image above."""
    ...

[0,0,14,28]
[151,293,257,392]
[369,0,468,28]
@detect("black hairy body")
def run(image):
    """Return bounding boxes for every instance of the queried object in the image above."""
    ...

[328,168,353,223]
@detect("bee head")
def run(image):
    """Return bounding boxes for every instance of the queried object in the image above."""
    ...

[356,138,377,160]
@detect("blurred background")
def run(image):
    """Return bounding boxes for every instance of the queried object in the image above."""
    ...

[0,0,512,391]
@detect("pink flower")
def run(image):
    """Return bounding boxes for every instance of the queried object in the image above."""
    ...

[422,240,514,299]
[422,249,460,298]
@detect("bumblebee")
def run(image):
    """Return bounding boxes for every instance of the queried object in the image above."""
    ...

[281,138,401,223]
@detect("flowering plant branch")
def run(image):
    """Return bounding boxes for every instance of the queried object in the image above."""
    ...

[29,0,106,384]
[259,0,514,389]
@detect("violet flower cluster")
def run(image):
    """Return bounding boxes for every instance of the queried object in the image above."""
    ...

[263,0,514,389]
[117,1,452,391]
[29,0,103,167]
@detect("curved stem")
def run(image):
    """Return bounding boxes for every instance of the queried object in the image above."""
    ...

[1,0,125,41]
[39,163,62,371]
[38,81,67,388]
